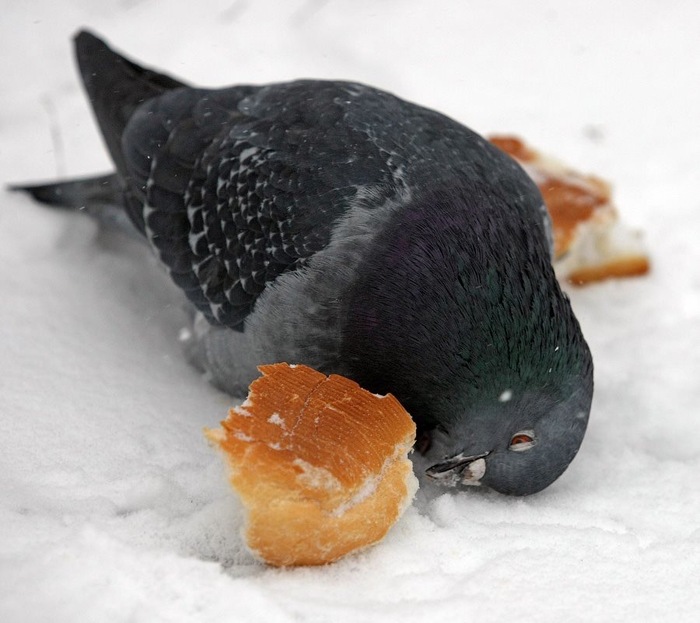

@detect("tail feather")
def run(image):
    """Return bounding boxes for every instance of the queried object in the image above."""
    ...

[10,173,120,209]
[13,33,187,235]
[74,30,186,178]
[10,173,142,234]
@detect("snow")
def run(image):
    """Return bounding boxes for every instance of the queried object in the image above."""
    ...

[1,1,699,621]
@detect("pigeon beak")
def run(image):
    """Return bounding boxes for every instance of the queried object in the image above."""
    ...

[425,451,490,487]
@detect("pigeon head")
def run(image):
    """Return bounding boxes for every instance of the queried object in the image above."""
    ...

[423,378,593,495]
[341,180,594,496]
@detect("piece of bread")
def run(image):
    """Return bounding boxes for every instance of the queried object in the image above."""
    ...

[206,363,418,567]
[489,135,650,285]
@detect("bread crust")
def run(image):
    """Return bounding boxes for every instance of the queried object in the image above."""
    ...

[207,363,418,566]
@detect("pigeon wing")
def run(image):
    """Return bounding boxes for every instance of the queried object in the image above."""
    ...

[121,81,403,329]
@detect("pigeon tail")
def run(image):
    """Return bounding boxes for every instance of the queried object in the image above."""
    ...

[8,173,145,235]
[10,173,120,210]
[73,30,187,179]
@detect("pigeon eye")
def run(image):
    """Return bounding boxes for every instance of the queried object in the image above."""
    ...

[509,431,535,451]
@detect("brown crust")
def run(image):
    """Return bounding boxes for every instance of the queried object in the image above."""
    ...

[567,256,651,285]
[539,176,609,258]
[489,135,538,162]
[207,363,417,566]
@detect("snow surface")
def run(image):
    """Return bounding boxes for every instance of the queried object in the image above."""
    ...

[2,1,699,621]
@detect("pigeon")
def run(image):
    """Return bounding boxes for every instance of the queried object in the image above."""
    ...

[16,31,593,496]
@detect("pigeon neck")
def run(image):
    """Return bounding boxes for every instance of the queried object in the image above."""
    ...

[339,183,589,428]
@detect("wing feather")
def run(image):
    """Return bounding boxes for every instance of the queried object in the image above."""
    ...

[122,82,400,329]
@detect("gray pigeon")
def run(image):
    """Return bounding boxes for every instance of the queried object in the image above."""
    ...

[16,31,593,496]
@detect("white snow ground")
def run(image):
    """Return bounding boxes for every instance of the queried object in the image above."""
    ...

[1,1,699,621]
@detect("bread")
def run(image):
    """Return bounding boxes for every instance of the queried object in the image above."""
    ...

[206,363,418,567]
[490,135,650,285]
